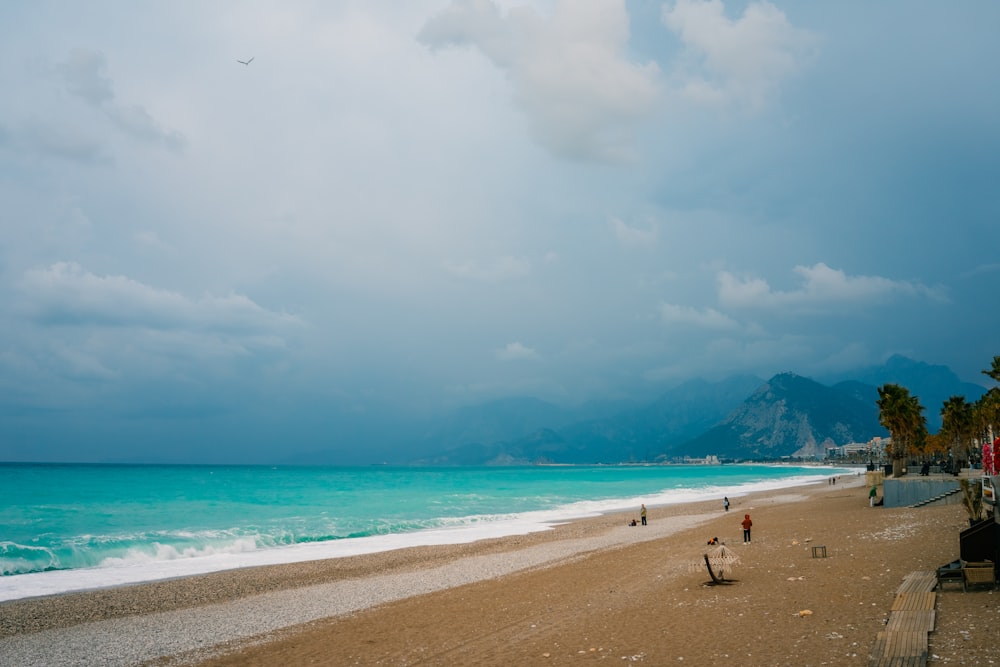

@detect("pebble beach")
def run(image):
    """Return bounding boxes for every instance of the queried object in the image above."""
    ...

[2,474,998,666]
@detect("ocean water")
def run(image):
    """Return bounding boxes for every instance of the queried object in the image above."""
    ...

[0,463,851,601]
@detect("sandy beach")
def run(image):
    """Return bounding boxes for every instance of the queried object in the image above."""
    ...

[2,473,998,666]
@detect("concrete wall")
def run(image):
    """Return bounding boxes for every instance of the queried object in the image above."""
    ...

[883,477,961,508]
[865,470,885,491]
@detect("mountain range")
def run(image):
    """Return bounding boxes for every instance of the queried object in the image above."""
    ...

[409,355,989,465]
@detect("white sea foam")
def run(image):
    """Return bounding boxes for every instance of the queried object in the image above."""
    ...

[0,470,843,602]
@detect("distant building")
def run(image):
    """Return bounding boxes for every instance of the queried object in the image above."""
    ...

[826,436,890,461]
[868,436,890,460]
[682,454,721,465]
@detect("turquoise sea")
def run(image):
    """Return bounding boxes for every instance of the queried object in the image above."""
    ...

[0,463,851,601]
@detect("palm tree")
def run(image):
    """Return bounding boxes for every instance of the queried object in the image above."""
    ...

[983,355,1000,384]
[979,356,1000,447]
[974,388,1000,454]
[877,383,927,477]
[941,395,974,470]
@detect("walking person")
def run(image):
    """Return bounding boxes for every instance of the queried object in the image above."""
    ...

[741,513,753,543]
[723,496,730,512]
[640,504,647,526]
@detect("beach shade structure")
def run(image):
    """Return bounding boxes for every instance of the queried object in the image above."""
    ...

[690,544,741,585]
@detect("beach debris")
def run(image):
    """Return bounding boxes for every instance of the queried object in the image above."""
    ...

[542,653,551,658]
[798,609,814,617]
[826,632,844,639]
[690,544,741,584]
[786,576,805,581]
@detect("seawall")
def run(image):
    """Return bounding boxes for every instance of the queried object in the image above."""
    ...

[882,476,961,508]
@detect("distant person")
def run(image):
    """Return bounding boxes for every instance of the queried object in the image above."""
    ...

[640,504,647,526]
[741,514,753,543]
[707,536,718,545]
[869,485,877,507]
[629,518,637,526]
[723,496,730,512]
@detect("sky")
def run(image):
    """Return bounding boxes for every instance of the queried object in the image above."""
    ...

[2,1,998,463]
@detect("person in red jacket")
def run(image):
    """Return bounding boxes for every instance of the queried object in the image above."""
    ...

[741,514,753,543]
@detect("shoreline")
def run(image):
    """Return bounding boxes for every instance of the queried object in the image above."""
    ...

[2,465,853,602]
[0,494,729,638]
[3,475,996,666]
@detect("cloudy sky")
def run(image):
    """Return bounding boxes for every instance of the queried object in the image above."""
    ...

[2,1,997,463]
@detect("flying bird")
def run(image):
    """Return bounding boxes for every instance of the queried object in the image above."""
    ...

[237,57,254,66]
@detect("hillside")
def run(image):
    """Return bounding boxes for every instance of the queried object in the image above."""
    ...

[820,355,987,431]
[413,375,762,465]
[676,373,886,460]
[406,355,986,465]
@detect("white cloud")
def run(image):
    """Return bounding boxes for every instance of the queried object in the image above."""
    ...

[54,49,185,151]
[53,345,119,381]
[718,262,945,309]
[443,255,532,282]
[17,119,108,163]
[662,0,818,109]
[610,217,658,247]
[0,0,996,461]
[419,0,660,161]
[659,302,739,330]
[133,230,173,253]
[104,103,185,151]
[496,341,538,360]
[56,49,114,105]
[960,262,1000,279]
[417,0,513,62]
[18,262,299,334]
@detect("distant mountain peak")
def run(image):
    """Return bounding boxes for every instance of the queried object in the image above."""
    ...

[677,372,884,460]
[406,358,985,466]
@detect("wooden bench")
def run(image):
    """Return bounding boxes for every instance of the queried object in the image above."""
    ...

[935,560,963,590]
